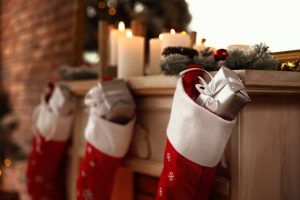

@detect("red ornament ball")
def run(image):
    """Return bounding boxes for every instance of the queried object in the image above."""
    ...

[214,49,229,61]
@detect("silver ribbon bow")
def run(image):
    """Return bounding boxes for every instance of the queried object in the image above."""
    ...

[180,68,244,112]
[195,76,244,111]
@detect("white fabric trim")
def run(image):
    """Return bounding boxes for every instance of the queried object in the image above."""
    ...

[85,115,136,158]
[167,79,236,167]
[34,101,74,141]
[48,85,74,116]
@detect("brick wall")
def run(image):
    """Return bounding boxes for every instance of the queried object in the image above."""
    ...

[0,0,82,198]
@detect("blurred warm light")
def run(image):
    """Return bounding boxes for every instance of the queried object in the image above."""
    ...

[4,158,11,167]
[126,30,133,38]
[108,8,116,16]
[170,29,176,34]
[0,169,2,176]
[86,6,97,18]
[98,1,106,9]
[181,31,187,35]
[83,51,100,64]
[118,21,125,31]
[134,2,145,13]
[107,0,118,8]
[159,34,163,40]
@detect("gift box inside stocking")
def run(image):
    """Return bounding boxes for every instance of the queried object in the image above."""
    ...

[195,66,250,120]
[84,79,136,124]
[77,79,136,200]
[156,66,250,200]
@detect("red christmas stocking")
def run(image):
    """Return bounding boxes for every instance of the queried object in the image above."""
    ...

[156,78,236,200]
[26,85,74,200]
[76,90,135,199]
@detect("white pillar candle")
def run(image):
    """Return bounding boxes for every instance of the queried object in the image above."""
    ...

[193,38,216,53]
[109,21,126,66]
[118,31,145,78]
[193,44,216,53]
[148,35,162,74]
[193,44,206,52]
[227,44,251,53]
[160,29,191,52]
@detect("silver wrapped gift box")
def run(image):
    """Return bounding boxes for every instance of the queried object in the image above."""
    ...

[195,66,251,120]
[48,85,74,116]
[85,80,135,123]
[101,79,136,123]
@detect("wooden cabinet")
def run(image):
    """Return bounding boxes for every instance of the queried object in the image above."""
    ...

[62,70,300,200]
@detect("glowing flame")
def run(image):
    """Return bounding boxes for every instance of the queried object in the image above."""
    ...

[159,34,163,40]
[170,29,176,34]
[126,30,133,38]
[181,31,187,35]
[118,21,125,31]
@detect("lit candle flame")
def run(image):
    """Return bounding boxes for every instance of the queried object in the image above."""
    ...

[181,31,187,35]
[126,30,133,38]
[170,29,176,34]
[159,34,163,40]
[118,21,125,31]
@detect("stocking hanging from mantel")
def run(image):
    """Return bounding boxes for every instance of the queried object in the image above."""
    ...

[76,80,136,200]
[26,84,75,200]
[156,65,250,200]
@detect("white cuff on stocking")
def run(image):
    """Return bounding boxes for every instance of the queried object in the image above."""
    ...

[84,115,136,158]
[34,101,74,141]
[167,79,236,167]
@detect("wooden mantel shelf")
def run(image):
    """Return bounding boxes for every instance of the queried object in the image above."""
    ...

[61,70,300,96]
[65,69,300,200]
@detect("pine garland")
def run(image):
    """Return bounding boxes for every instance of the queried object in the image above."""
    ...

[160,54,193,75]
[58,65,98,80]
[160,43,279,75]
[227,43,278,70]
[225,49,251,70]
[162,47,199,59]
[194,54,216,71]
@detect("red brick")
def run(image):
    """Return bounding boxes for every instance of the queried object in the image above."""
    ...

[0,4,78,193]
